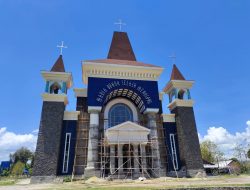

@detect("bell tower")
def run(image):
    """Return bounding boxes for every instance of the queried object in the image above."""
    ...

[163,64,204,177]
[31,55,73,183]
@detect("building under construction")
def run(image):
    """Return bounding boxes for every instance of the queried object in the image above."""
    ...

[31,31,205,183]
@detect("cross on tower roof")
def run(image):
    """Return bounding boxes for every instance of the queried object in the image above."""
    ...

[57,41,67,55]
[168,53,176,64]
[114,19,126,31]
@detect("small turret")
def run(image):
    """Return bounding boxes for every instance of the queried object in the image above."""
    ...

[163,64,205,177]
[41,55,72,103]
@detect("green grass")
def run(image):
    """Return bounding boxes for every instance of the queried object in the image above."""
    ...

[44,183,250,190]
[0,180,15,186]
[1,175,250,189]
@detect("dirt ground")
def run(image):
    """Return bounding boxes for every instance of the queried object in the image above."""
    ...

[0,175,250,190]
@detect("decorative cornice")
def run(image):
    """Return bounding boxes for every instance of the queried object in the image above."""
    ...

[73,88,87,98]
[63,111,80,120]
[144,108,159,114]
[168,99,194,110]
[106,121,150,132]
[42,93,68,105]
[163,80,194,94]
[162,114,175,123]
[82,61,163,84]
[41,71,73,88]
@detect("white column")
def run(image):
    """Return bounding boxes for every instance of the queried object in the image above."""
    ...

[140,144,147,175]
[133,144,140,174]
[146,111,161,176]
[110,145,116,174]
[85,107,101,177]
[118,144,123,175]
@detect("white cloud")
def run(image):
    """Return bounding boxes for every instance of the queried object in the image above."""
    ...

[32,129,39,134]
[199,121,250,158]
[0,127,38,161]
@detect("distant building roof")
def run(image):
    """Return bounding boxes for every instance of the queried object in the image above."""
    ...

[0,161,11,170]
[203,160,234,169]
[203,159,215,165]
[51,55,65,72]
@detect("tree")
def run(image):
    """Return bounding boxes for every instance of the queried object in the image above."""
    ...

[10,147,33,164]
[247,149,250,159]
[230,157,239,162]
[11,161,25,176]
[200,140,224,163]
[233,143,246,162]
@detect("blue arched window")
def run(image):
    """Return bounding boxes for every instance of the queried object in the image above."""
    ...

[108,103,133,127]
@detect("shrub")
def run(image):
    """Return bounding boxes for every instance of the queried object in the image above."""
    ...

[0,169,10,176]
[11,161,25,176]
[63,176,71,182]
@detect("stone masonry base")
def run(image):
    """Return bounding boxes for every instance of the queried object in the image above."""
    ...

[30,176,63,184]
[84,167,100,178]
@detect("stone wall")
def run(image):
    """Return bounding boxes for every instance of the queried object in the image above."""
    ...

[76,97,88,112]
[171,106,204,176]
[32,101,65,178]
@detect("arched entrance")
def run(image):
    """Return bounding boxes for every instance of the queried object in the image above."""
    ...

[105,121,150,177]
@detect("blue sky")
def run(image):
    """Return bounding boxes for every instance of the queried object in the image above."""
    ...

[0,0,250,160]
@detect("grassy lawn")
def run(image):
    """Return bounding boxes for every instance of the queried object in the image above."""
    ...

[0,180,15,186]
[0,175,250,189]
[44,184,250,190]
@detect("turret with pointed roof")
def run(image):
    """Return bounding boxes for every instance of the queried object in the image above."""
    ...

[51,55,66,72]
[32,53,73,183]
[170,64,185,80]
[163,64,204,177]
[163,64,193,95]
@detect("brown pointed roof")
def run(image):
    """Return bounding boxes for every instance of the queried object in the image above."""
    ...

[170,64,185,80]
[51,55,65,72]
[107,31,136,61]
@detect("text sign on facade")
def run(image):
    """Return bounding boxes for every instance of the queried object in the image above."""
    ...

[87,77,160,112]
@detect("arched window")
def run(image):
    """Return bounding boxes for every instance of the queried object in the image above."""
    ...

[108,103,133,127]
[50,82,61,94]
[178,89,186,99]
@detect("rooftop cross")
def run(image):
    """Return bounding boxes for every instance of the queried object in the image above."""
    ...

[168,53,176,64]
[114,19,126,31]
[57,41,67,55]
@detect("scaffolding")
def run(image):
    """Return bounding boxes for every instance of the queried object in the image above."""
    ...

[98,133,162,179]
[71,112,89,180]
[71,114,177,180]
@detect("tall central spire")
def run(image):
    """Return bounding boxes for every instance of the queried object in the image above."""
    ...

[107,31,136,61]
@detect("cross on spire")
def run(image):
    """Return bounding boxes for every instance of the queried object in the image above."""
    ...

[114,19,126,31]
[57,41,67,55]
[168,53,176,64]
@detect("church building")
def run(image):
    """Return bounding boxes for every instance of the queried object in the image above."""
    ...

[31,31,204,183]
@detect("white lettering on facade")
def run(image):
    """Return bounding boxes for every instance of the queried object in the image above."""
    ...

[95,80,153,105]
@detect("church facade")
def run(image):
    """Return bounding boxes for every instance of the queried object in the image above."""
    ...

[31,31,204,183]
